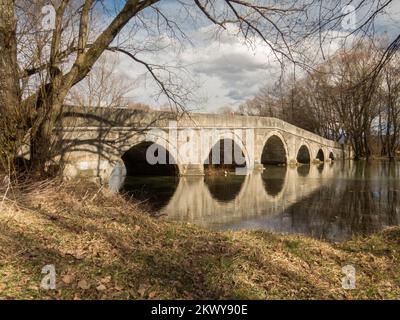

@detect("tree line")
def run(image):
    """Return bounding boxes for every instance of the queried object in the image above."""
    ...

[240,41,400,160]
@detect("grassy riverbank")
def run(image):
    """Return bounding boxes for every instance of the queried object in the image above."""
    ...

[0,179,399,299]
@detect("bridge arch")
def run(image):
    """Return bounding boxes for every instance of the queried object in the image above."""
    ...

[296,144,311,164]
[316,148,325,162]
[329,151,335,160]
[120,132,182,176]
[202,130,251,170]
[108,132,181,191]
[122,141,179,176]
[260,132,288,166]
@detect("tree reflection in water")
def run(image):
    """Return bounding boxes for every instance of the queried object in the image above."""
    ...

[275,179,400,242]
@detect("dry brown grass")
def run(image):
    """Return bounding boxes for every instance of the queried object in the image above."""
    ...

[0,177,399,299]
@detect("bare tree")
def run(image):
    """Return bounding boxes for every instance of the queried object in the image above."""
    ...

[217,105,235,115]
[243,40,388,159]
[377,53,400,158]
[239,83,283,118]
[66,54,134,108]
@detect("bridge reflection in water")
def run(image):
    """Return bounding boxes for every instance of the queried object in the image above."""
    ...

[123,161,400,242]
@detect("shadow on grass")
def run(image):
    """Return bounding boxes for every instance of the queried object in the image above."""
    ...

[1,181,399,299]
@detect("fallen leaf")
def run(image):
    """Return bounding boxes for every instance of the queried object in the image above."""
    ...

[77,279,90,290]
[148,291,157,299]
[100,276,112,284]
[62,274,74,284]
[96,284,107,291]
[74,252,85,260]
[137,284,148,297]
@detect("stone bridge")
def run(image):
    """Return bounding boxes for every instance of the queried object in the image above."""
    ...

[56,107,351,189]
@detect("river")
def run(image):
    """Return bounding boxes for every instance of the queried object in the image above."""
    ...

[122,161,400,242]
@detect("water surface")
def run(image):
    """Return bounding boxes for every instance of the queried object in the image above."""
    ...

[123,161,400,242]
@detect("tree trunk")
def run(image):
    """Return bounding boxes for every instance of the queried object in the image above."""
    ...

[30,90,64,174]
[30,115,56,173]
[0,1,22,173]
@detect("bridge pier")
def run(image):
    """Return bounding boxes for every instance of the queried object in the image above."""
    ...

[180,164,205,176]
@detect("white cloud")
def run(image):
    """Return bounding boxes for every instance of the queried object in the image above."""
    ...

[113,25,284,112]
[107,1,400,113]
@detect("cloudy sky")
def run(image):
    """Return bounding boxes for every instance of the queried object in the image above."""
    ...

[106,0,400,113]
